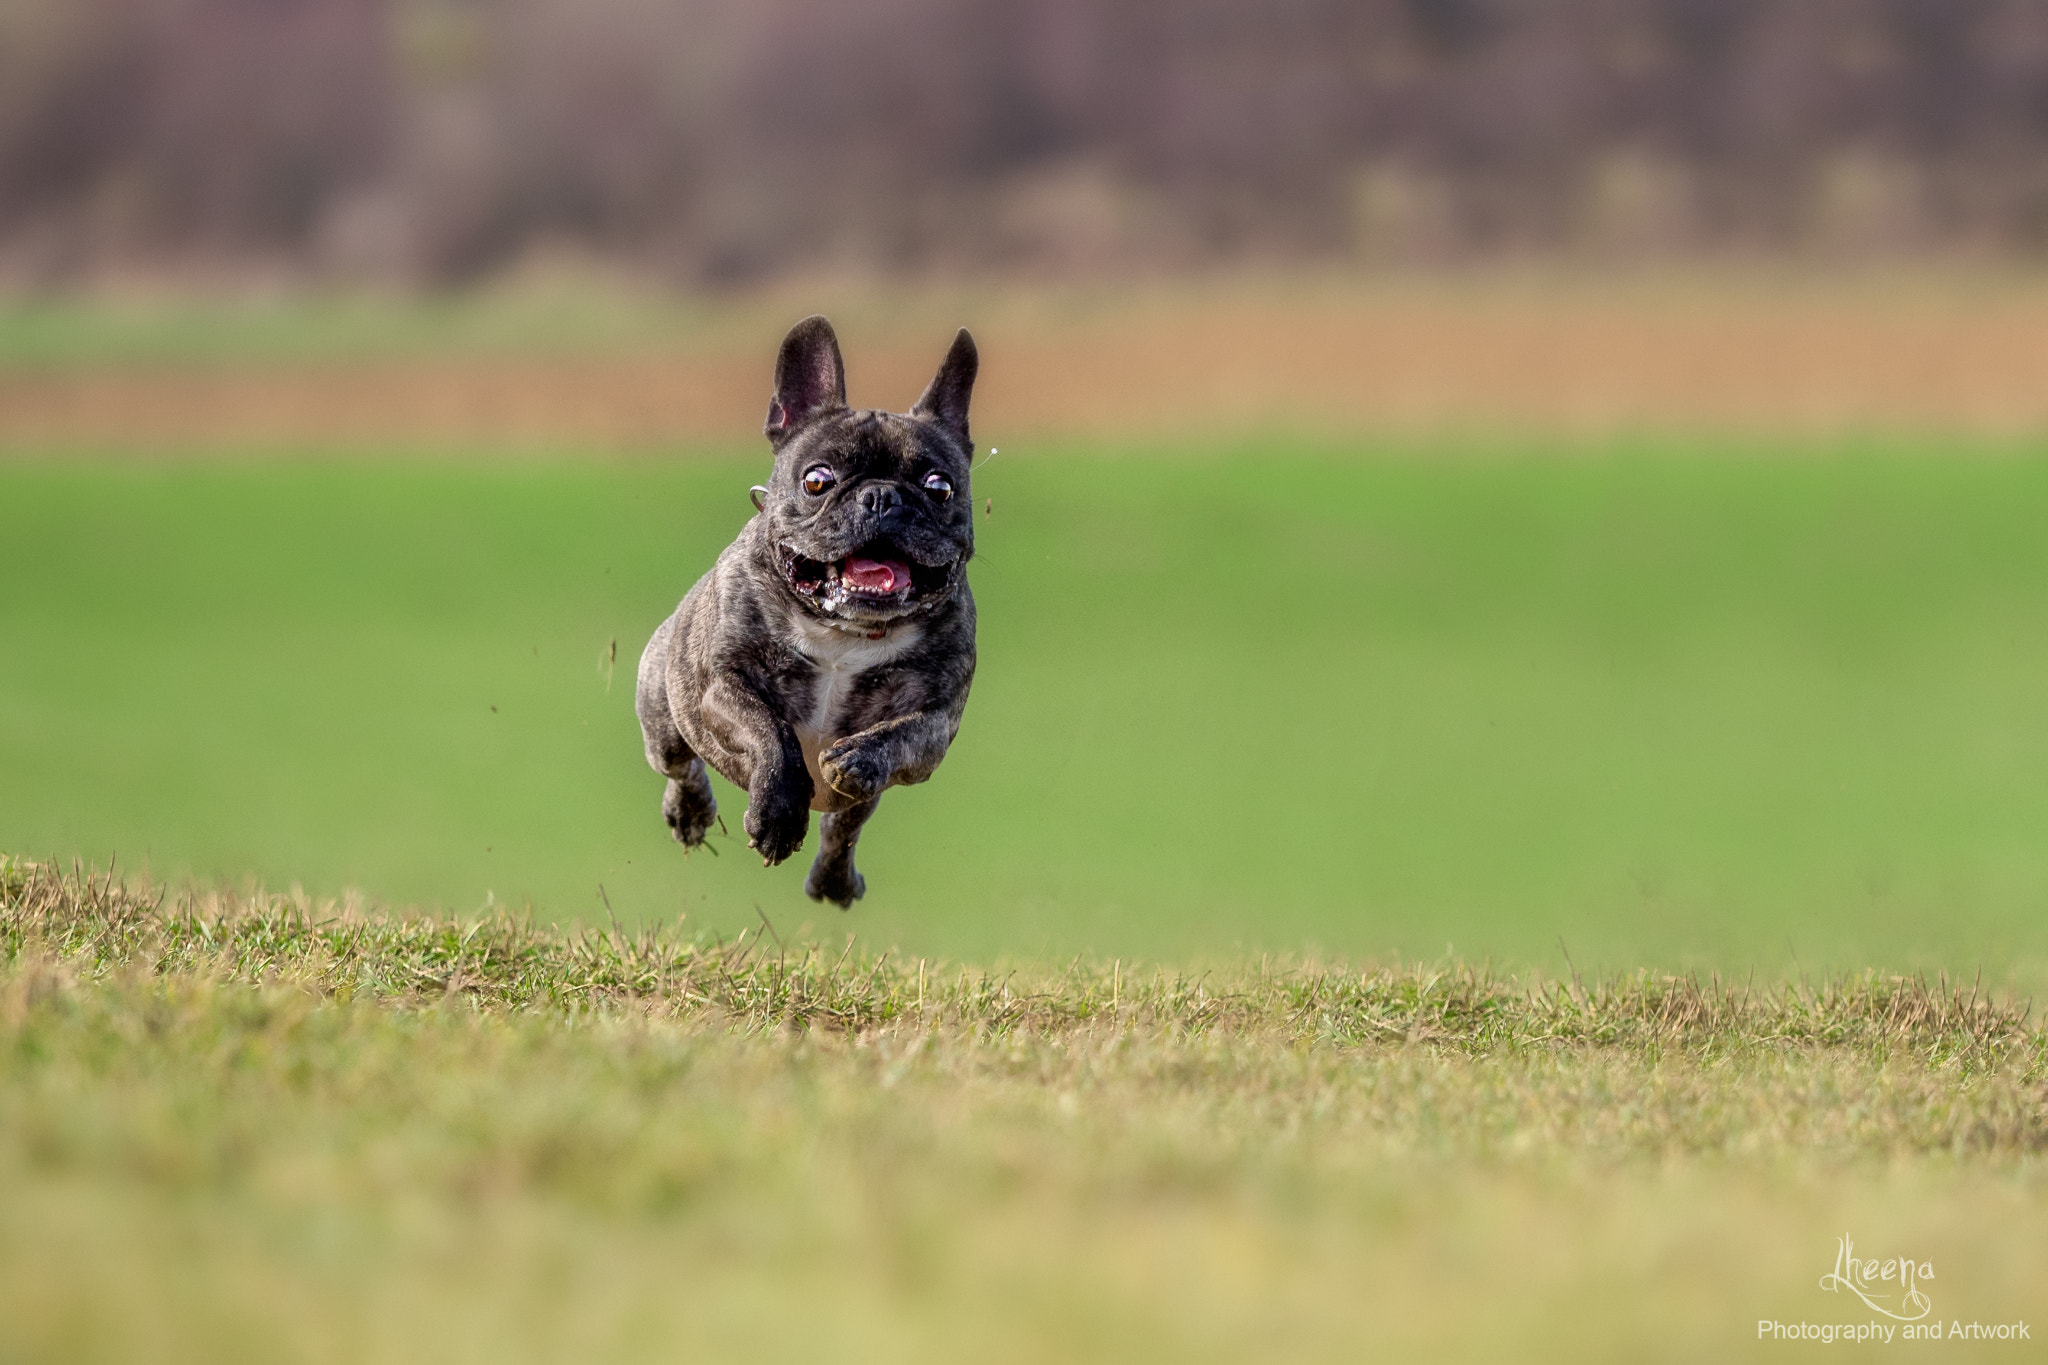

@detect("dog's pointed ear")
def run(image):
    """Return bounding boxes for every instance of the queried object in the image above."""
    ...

[765,315,847,445]
[912,328,977,446]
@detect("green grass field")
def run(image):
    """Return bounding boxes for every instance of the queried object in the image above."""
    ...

[9,391,2048,1361]
[8,439,2048,980]
[4,858,2043,1364]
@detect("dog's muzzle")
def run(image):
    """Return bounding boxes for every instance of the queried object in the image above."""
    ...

[776,535,959,617]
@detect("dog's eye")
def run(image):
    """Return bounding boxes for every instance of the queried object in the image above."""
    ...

[922,472,953,502]
[801,466,836,496]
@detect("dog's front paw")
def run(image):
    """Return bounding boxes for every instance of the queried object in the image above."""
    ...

[819,738,890,802]
[744,783,810,866]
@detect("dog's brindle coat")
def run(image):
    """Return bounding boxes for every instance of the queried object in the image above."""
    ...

[635,316,977,906]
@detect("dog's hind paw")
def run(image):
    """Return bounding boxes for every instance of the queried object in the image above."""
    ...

[662,778,717,848]
[804,861,866,909]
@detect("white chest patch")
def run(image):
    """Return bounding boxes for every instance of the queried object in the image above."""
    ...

[791,618,922,810]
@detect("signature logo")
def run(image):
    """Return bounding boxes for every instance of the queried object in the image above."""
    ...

[1817,1235,1934,1321]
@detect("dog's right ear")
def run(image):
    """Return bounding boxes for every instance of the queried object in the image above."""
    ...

[765,315,847,446]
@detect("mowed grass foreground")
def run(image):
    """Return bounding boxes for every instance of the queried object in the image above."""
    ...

[3,856,2046,1364]
[10,443,2048,975]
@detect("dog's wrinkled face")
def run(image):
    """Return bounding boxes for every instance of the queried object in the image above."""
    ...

[767,411,973,623]
[756,317,977,627]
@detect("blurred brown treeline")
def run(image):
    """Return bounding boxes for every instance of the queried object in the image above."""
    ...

[8,0,2048,288]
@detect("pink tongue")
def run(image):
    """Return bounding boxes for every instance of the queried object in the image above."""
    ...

[842,556,912,593]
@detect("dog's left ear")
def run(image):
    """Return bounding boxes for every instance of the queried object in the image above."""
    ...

[912,328,978,447]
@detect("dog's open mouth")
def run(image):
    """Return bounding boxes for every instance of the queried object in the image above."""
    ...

[779,538,953,610]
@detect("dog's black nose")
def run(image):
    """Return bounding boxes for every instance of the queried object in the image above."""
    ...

[858,484,903,514]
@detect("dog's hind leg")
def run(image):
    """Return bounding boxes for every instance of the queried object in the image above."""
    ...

[804,797,878,908]
[646,715,717,849]
[637,619,719,850]
[657,752,718,850]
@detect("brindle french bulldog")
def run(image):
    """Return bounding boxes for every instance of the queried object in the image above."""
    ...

[635,316,978,906]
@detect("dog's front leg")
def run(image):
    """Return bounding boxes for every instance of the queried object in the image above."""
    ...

[701,677,814,865]
[818,709,960,804]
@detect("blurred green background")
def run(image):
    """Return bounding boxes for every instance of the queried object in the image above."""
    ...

[10,438,2048,979]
